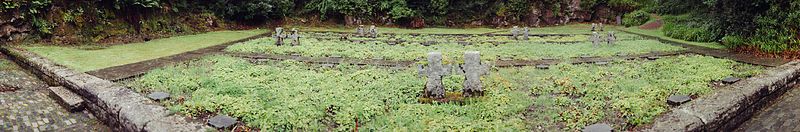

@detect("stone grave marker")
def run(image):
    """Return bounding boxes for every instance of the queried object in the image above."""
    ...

[147,92,170,101]
[273,27,286,46]
[369,25,378,38]
[421,41,437,46]
[590,32,601,47]
[607,31,616,45]
[208,115,237,128]
[536,64,550,69]
[523,27,530,40]
[667,95,691,106]
[722,76,741,84]
[457,51,490,97]
[356,25,365,37]
[511,26,520,40]
[591,23,597,31]
[289,28,300,46]
[418,52,451,99]
[583,123,613,132]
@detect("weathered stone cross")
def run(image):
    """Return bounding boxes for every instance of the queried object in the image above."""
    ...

[418,52,451,99]
[369,25,378,38]
[607,31,616,45]
[289,28,300,46]
[591,23,597,31]
[356,25,365,37]
[273,27,285,46]
[522,27,530,40]
[590,32,601,47]
[457,51,489,97]
[511,26,520,40]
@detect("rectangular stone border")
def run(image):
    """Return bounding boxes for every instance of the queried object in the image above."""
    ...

[0,46,213,132]
[647,61,800,131]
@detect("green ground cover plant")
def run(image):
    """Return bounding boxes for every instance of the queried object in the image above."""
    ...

[128,55,762,131]
[499,55,763,130]
[23,29,266,72]
[226,35,684,63]
[129,55,532,131]
[0,59,16,70]
[298,24,621,35]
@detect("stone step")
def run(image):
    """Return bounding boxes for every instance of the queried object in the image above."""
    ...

[48,86,85,112]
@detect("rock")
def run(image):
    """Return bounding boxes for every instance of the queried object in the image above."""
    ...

[208,115,237,129]
[583,123,613,132]
[722,77,741,84]
[48,87,85,112]
[667,95,692,106]
[147,92,170,101]
[461,51,489,97]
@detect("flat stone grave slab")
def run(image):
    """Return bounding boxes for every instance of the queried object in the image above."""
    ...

[667,94,691,106]
[147,92,170,101]
[536,64,550,69]
[208,115,237,129]
[48,86,85,112]
[722,76,741,84]
[583,123,613,132]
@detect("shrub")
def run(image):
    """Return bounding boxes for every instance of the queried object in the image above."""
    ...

[720,35,746,48]
[622,10,650,27]
[662,15,720,42]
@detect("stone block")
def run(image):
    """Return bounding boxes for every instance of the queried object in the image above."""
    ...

[48,86,85,112]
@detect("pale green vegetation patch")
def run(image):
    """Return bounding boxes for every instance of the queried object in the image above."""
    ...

[0,59,17,70]
[501,55,762,130]
[296,24,619,34]
[128,55,763,131]
[24,29,267,72]
[226,36,684,63]
[129,55,532,131]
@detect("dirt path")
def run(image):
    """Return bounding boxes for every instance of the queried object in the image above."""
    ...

[619,30,790,67]
[86,33,270,81]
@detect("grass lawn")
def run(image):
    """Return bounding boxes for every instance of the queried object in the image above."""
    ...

[24,29,267,72]
[620,27,727,49]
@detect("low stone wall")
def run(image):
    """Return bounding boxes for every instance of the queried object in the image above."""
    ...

[647,61,800,131]
[0,46,213,132]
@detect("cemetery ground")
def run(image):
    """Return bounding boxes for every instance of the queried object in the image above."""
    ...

[1,23,794,131]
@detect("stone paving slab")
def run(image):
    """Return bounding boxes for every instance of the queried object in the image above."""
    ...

[0,90,109,132]
[735,85,800,132]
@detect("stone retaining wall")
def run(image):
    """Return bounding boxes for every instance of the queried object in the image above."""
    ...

[0,46,213,132]
[647,61,800,131]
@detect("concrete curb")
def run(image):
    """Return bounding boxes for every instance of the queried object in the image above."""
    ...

[0,46,214,132]
[647,61,800,131]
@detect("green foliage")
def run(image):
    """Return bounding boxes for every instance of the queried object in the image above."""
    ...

[210,0,294,21]
[31,17,53,35]
[720,35,746,48]
[130,55,532,131]
[113,0,161,9]
[662,15,720,42]
[0,60,16,70]
[622,10,650,27]
[501,55,762,130]
[225,32,683,63]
